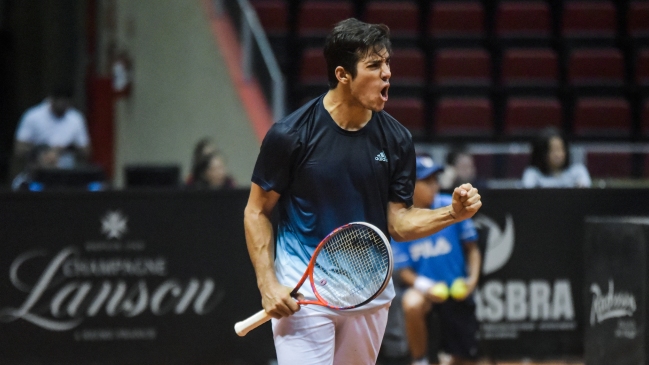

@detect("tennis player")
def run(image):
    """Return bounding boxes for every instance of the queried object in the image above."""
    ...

[393,155,481,365]
[243,18,482,365]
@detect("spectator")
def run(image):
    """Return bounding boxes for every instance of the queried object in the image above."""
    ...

[392,155,482,365]
[440,147,487,191]
[187,151,235,190]
[13,86,91,173]
[522,128,591,188]
[186,137,219,184]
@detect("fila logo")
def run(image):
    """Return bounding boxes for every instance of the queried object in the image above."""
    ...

[375,151,388,162]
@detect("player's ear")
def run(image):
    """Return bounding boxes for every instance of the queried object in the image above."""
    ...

[335,66,349,84]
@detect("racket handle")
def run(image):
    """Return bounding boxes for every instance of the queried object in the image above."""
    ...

[234,309,272,337]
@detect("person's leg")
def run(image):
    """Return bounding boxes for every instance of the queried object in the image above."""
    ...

[272,307,336,365]
[402,289,432,363]
[332,305,390,365]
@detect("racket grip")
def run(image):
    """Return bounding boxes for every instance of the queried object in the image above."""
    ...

[234,309,272,337]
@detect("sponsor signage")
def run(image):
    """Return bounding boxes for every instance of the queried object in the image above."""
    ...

[0,191,275,365]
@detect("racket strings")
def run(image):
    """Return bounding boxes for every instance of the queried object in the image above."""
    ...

[313,226,391,309]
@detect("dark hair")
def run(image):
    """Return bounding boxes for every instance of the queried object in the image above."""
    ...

[445,145,470,166]
[530,128,570,175]
[50,86,74,99]
[323,18,392,89]
[192,137,216,166]
[192,152,219,187]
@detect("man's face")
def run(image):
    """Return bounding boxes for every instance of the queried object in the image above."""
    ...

[50,97,71,118]
[347,48,391,112]
[413,173,440,209]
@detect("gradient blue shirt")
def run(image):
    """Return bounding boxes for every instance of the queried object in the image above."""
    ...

[391,194,478,285]
[252,95,415,313]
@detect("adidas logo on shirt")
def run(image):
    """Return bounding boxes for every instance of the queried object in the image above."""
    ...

[375,151,388,162]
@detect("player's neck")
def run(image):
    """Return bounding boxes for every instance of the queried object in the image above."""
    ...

[323,89,372,131]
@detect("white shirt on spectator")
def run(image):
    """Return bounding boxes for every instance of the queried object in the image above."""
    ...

[15,99,89,148]
[521,164,592,188]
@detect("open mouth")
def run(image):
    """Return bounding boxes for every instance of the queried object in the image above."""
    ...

[380,85,389,101]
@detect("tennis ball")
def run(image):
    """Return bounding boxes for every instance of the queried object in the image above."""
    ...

[450,278,469,300]
[429,282,449,301]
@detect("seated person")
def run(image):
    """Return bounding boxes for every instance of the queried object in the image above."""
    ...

[13,87,91,172]
[522,128,591,188]
[187,151,235,189]
[12,144,59,191]
[393,155,482,365]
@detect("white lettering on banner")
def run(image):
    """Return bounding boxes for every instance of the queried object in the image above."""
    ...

[475,279,576,339]
[0,247,223,331]
[589,280,636,326]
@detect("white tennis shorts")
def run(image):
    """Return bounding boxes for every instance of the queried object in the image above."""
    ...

[272,305,390,365]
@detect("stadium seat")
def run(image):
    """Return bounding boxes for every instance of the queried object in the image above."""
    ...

[504,98,562,136]
[389,48,426,96]
[364,1,419,44]
[251,0,287,36]
[641,99,649,136]
[433,48,491,93]
[562,1,616,39]
[428,2,485,46]
[567,48,625,89]
[297,1,354,40]
[628,2,649,43]
[573,97,631,137]
[495,1,551,45]
[299,47,327,86]
[383,98,425,135]
[637,49,649,85]
[434,97,493,136]
[505,153,531,179]
[472,153,495,179]
[501,48,558,89]
[586,152,633,178]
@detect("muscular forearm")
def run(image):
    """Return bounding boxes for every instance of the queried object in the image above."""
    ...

[389,205,457,242]
[243,207,278,290]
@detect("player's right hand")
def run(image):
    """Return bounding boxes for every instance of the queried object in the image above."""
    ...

[260,281,303,319]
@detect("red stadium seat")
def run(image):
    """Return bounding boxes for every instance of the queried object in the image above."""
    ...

[628,2,649,38]
[298,1,354,38]
[428,2,485,39]
[472,153,495,179]
[587,152,633,178]
[390,48,425,86]
[495,1,551,38]
[506,153,531,179]
[504,98,562,136]
[251,0,288,35]
[637,49,649,85]
[573,97,631,137]
[433,48,491,85]
[501,48,558,86]
[299,47,327,85]
[383,98,425,134]
[567,48,625,85]
[562,1,616,38]
[434,97,493,136]
[365,1,419,38]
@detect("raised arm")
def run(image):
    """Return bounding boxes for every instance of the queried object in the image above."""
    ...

[243,183,301,318]
[388,183,482,242]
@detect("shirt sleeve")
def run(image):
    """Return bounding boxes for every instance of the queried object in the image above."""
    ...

[15,111,35,143]
[458,218,479,244]
[521,167,540,188]
[572,164,592,188]
[389,137,415,206]
[390,239,413,271]
[251,123,301,194]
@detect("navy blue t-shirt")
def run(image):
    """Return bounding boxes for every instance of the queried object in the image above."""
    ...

[251,95,415,313]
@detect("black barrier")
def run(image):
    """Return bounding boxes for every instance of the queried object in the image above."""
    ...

[584,218,648,365]
[0,190,275,365]
[1,189,649,364]
[470,189,649,360]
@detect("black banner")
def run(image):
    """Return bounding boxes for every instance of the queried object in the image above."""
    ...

[584,218,647,365]
[1,189,649,363]
[472,189,649,360]
[0,190,275,365]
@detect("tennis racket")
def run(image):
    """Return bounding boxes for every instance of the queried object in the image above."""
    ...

[234,222,393,337]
